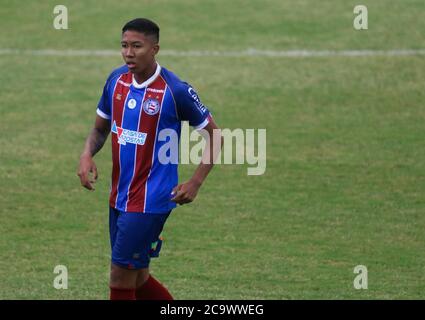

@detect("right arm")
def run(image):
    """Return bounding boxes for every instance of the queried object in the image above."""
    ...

[77,115,111,190]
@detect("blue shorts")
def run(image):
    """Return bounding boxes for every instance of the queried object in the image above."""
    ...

[109,207,171,270]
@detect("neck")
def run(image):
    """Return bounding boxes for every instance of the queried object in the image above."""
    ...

[134,62,157,84]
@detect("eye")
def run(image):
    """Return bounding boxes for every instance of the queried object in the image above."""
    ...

[121,43,128,48]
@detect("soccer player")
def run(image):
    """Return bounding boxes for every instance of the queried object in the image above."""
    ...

[77,18,222,300]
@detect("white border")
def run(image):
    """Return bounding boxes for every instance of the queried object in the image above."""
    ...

[194,117,210,130]
[96,108,111,120]
[132,64,161,89]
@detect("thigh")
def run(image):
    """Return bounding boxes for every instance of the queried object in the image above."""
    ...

[111,210,170,270]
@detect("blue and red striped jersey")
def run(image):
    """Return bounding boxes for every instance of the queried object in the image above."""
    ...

[96,64,211,213]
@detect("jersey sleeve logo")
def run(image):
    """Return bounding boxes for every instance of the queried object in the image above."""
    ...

[188,87,207,114]
[142,98,160,115]
[111,120,147,146]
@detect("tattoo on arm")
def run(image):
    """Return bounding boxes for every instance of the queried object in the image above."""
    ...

[85,127,109,157]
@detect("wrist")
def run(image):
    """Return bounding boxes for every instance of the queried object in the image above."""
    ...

[190,177,203,188]
[80,151,92,160]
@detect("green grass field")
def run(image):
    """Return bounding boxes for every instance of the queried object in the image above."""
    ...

[1,0,425,299]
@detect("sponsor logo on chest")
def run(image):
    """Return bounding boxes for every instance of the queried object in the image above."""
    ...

[111,121,147,146]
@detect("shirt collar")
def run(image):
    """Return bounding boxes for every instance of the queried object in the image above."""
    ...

[132,63,161,89]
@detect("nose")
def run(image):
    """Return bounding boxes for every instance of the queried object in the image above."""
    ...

[123,47,134,57]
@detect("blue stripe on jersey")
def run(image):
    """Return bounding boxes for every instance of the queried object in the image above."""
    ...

[116,88,146,210]
[144,88,179,213]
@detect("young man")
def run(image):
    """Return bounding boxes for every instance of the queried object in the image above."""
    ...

[77,18,221,300]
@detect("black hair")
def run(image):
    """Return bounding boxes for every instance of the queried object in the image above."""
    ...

[122,18,159,43]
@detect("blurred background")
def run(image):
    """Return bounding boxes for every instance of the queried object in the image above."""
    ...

[0,0,424,299]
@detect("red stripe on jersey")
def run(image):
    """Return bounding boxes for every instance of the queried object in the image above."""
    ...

[125,76,167,212]
[109,72,132,209]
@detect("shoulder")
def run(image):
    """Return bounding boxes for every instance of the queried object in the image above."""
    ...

[105,64,130,86]
[160,67,191,99]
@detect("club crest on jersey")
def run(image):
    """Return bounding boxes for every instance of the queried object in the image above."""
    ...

[143,98,160,115]
[111,121,147,146]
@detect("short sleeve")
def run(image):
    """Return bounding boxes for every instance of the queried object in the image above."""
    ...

[175,83,211,129]
[96,81,111,120]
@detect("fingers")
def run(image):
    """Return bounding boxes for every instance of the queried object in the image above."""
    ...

[171,194,192,205]
[171,184,182,195]
[77,173,93,190]
[83,180,95,191]
[77,163,97,191]
[92,165,98,182]
[170,184,181,200]
[170,186,193,205]
[89,165,98,184]
[170,191,180,202]
[78,171,94,191]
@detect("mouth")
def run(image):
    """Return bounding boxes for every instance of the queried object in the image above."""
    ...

[126,62,137,69]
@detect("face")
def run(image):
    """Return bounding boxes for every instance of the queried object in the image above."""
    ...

[121,30,159,74]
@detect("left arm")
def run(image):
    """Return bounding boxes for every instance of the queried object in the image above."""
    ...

[171,118,223,205]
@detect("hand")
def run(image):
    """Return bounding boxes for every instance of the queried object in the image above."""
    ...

[77,153,98,191]
[170,179,202,205]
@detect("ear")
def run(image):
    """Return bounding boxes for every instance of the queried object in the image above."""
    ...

[152,44,160,56]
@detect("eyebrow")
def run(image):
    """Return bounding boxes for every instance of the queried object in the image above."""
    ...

[121,41,144,44]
